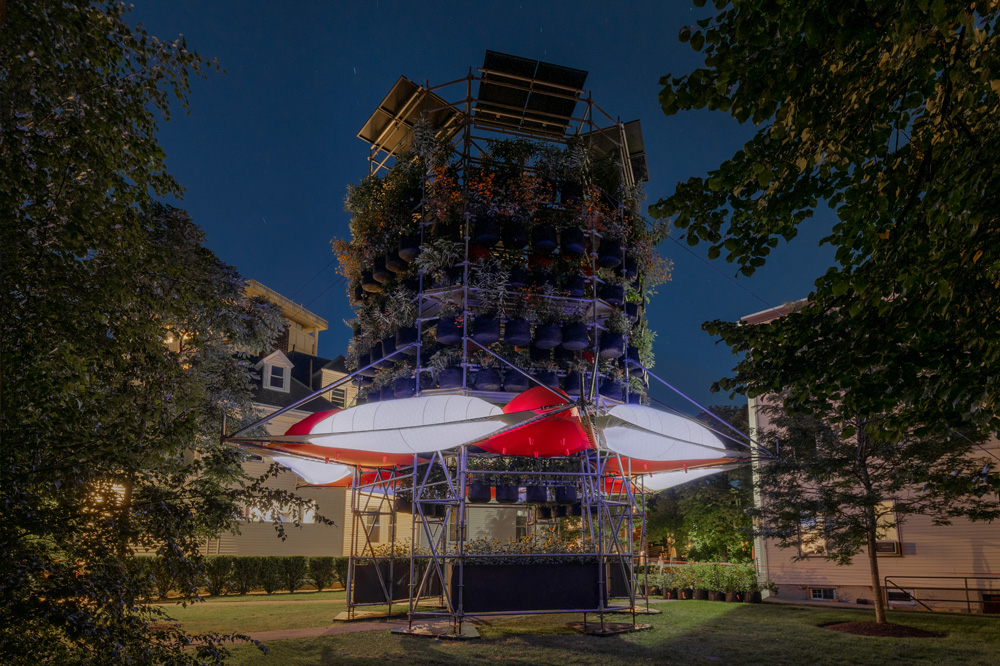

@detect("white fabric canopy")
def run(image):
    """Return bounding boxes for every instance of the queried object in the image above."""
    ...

[596,404,737,463]
[304,395,516,455]
[271,455,353,486]
[641,464,740,491]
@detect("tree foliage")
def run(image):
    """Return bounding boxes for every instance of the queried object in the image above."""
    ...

[753,402,1000,620]
[0,2,304,663]
[652,0,1000,622]
[647,406,753,562]
[651,1,1000,442]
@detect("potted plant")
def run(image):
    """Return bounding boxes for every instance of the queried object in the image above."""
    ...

[427,347,463,390]
[599,311,629,359]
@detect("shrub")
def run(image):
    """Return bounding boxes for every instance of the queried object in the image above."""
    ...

[333,557,350,588]
[309,557,336,591]
[280,556,308,594]
[150,556,174,599]
[128,557,155,602]
[259,556,283,594]
[203,556,235,596]
[231,556,261,596]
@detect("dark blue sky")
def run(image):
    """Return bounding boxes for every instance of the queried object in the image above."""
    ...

[134,1,834,414]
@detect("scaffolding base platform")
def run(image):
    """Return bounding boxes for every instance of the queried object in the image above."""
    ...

[334,610,398,621]
[391,622,481,640]
[627,606,663,615]
[567,621,653,636]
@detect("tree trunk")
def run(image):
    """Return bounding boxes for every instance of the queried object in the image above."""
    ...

[864,505,887,623]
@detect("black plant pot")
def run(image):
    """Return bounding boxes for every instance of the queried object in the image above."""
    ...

[625,301,639,322]
[530,346,552,364]
[358,352,376,377]
[403,277,421,293]
[396,325,418,352]
[398,235,421,263]
[504,318,532,346]
[473,368,502,392]
[599,283,625,307]
[381,335,397,358]
[508,266,529,289]
[524,485,548,503]
[533,322,562,349]
[569,502,583,517]
[531,269,556,290]
[628,392,643,405]
[597,238,623,268]
[693,589,709,601]
[554,346,575,363]
[473,212,500,247]
[745,591,763,604]
[354,283,364,301]
[561,226,587,257]
[561,322,590,351]
[555,504,568,518]
[620,257,639,280]
[626,346,643,374]
[361,271,383,293]
[501,221,529,249]
[372,256,392,283]
[494,485,519,504]
[599,380,623,401]
[504,372,530,393]
[563,274,587,297]
[380,385,396,401]
[394,376,416,399]
[468,482,492,504]
[386,252,407,274]
[538,506,553,520]
[437,315,462,346]
[472,314,501,345]
[599,332,625,359]
[367,390,380,403]
[438,367,463,389]
[531,224,558,253]
[555,486,578,503]
[534,370,559,389]
[370,340,383,364]
[563,373,582,396]
[394,496,413,514]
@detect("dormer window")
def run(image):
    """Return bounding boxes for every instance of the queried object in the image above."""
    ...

[268,364,287,391]
[256,351,293,394]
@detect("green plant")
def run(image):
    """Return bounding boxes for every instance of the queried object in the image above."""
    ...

[259,557,283,595]
[333,557,350,588]
[150,557,174,600]
[416,238,463,284]
[231,557,261,596]
[470,256,510,315]
[280,556,309,594]
[203,556,235,596]
[307,557,335,591]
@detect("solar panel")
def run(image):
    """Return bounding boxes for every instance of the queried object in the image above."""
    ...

[475,51,588,137]
[357,76,462,158]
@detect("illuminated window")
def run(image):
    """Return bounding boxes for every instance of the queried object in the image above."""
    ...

[799,517,826,556]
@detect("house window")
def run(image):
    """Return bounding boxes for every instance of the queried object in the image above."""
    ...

[875,501,899,541]
[364,514,381,543]
[267,364,287,390]
[810,588,837,601]
[331,388,346,408]
[515,510,527,540]
[887,589,916,605]
[799,517,826,556]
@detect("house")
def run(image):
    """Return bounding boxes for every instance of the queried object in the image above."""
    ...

[744,302,1000,613]
[207,280,516,557]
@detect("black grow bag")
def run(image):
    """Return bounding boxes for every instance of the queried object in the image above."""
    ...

[353,562,442,604]
[454,563,603,612]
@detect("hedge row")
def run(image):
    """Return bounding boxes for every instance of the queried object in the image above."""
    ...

[649,562,759,593]
[133,555,351,598]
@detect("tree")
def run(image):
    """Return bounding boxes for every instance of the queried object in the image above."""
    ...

[647,406,753,563]
[651,1,1000,440]
[753,402,999,622]
[1,3,301,663]
[650,2,1000,622]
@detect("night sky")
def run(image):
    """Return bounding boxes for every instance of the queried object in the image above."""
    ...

[134,1,835,415]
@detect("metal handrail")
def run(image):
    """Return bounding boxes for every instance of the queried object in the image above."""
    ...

[884,575,1000,614]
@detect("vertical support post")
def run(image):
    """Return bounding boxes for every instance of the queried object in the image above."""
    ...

[407,454,418,630]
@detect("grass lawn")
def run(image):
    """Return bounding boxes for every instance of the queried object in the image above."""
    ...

[208,601,999,666]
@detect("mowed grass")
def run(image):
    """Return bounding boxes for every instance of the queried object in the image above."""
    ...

[214,601,1000,666]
